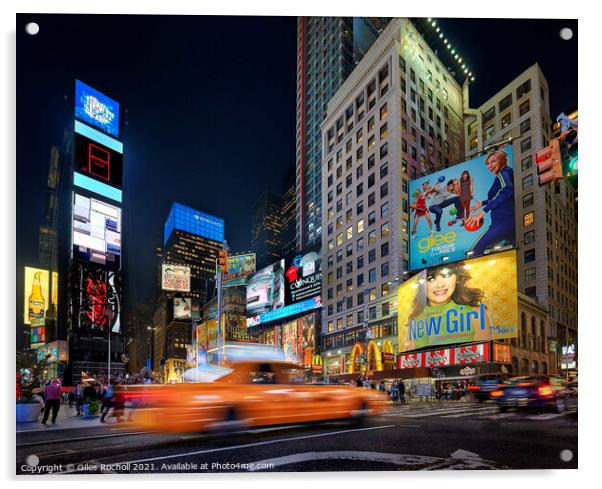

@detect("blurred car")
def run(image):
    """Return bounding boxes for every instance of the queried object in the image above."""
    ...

[122,360,390,433]
[467,374,508,402]
[491,375,570,413]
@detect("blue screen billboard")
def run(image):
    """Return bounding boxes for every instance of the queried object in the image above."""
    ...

[75,80,120,137]
[164,203,224,245]
[409,147,515,270]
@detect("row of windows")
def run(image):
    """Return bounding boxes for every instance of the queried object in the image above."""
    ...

[326,298,395,332]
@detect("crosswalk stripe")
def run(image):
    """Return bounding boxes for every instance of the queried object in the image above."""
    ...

[400,407,493,418]
[526,413,563,420]
[440,408,500,418]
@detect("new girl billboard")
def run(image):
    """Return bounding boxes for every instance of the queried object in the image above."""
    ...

[397,250,518,352]
[409,147,514,270]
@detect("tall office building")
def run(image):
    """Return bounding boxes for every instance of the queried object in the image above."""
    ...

[319,19,465,374]
[162,203,225,305]
[464,64,577,374]
[280,167,297,258]
[250,191,283,269]
[296,17,390,250]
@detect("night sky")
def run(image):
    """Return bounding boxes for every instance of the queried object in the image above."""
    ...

[16,15,577,307]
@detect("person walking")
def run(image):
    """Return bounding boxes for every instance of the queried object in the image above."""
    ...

[99,381,114,423]
[391,380,399,402]
[41,380,62,425]
[356,377,364,388]
[399,379,406,404]
[74,383,84,415]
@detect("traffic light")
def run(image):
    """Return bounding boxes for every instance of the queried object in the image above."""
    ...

[560,128,578,178]
[217,250,228,272]
[536,138,563,186]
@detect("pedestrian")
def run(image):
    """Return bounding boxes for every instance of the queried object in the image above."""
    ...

[356,377,363,388]
[99,381,114,423]
[379,380,386,393]
[391,380,399,402]
[399,379,406,404]
[41,380,62,425]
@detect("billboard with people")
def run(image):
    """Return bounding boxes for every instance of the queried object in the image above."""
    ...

[408,147,514,270]
[397,250,518,352]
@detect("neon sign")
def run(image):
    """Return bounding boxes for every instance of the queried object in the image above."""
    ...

[75,80,120,137]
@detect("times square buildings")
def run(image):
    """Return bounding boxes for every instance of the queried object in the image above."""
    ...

[317,18,577,379]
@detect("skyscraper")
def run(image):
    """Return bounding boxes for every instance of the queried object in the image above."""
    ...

[250,191,284,269]
[319,18,466,374]
[296,17,390,250]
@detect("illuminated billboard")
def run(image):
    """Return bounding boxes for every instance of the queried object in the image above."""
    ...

[223,253,257,287]
[247,296,321,327]
[72,193,121,269]
[284,247,322,304]
[398,250,518,352]
[36,341,69,364]
[75,80,120,137]
[246,259,285,316]
[24,267,49,326]
[161,264,191,292]
[173,297,192,320]
[74,132,123,188]
[74,269,122,332]
[409,147,515,270]
[281,315,316,367]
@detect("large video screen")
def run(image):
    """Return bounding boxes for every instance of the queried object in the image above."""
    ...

[246,259,285,316]
[74,132,123,188]
[72,193,121,269]
[75,80,120,137]
[284,246,322,304]
[223,253,257,287]
[409,147,514,270]
[397,250,518,352]
[76,269,122,333]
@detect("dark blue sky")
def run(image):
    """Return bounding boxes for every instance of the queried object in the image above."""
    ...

[16,15,577,305]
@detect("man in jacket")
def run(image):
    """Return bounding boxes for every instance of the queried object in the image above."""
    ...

[41,380,62,425]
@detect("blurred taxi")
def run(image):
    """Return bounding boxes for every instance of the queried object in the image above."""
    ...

[467,374,508,402]
[123,360,389,433]
[490,375,570,413]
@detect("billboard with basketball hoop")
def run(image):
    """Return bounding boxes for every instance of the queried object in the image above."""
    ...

[408,147,515,270]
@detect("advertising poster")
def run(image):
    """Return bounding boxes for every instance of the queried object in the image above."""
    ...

[398,250,518,352]
[24,267,49,326]
[425,349,452,368]
[300,314,316,368]
[75,80,120,137]
[173,297,192,319]
[51,272,58,307]
[161,264,191,292]
[284,247,322,304]
[454,343,490,364]
[75,269,121,332]
[493,343,512,363]
[246,259,285,316]
[223,254,256,287]
[398,353,423,369]
[409,147,514,270]
[36,341,69,364]
[72,193,122,269]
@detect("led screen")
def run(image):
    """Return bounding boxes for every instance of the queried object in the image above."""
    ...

[409,147,515,270]
[398,250,518,352]
[223,254,257,287]
[75,80,120,137]
[72,193,121,269]
[246,259,285,316]
[173,297,192,319]
[162,264,191,292]
[74,132,123,188]
[284,246,322,304]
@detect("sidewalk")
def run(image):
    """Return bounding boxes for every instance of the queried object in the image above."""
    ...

[16,403,131,433]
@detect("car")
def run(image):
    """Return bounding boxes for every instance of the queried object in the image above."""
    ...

[467,374,508,402]
[122,360,390,433]
[491,375,570,413]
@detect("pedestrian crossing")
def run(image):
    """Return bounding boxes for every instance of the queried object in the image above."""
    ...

[375,402,569,421]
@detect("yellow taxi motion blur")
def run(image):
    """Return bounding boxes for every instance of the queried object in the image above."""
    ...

[122,360,390,433]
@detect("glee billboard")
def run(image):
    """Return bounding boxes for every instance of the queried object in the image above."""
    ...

[409,147,514,270]
[398,250,518,352]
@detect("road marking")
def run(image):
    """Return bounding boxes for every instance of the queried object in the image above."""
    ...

[62,424,396,469]
[16,431,156,448]
[526,413,564,420]
[247,450,441,471]
[400,406,493,418]
[440,408,500,418]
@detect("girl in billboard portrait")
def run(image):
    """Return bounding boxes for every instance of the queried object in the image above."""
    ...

[459,170,474,225]
[466,149,515,254]
[406,262,492,350]
[410,181,433,239]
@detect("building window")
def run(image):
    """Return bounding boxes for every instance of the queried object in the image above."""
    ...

[516,79,531,99]
[356,163,363,179]
[368,249,376,263]
[346,243,353,257]
[369,268,376,283]
[381,282,390,296]
[357,292,364,306]
[346,277,353,291]
[368,211,376,226]
[381,262,389,277]
[346,226,353,240]
[520,118,531,135]
[485,125,495,140]
[523,211,534,227]
[328,321,334,332]
[328,239,333,250]
[357,273,365,287]
[357,255,364,269]
[501,112,512,129]
[346,314,353,328]
[524,229,535,245]
[524,249,536,263]
[368,173,375,188]
[368,192,375,207]
[522,155,533,171]
[337,318,343,330]
[483,106,496,123]
[523,192,534,208]
[356,182,364,197]
[519,99,530,116]
[525,267,536,283]
[382,302,390,317]
[357,237,364,252]
[381,201,389,218]
[380,182,389,198]
[336,233,343,246]
[380,103,388,120]
[368,230,376,245]
[499,93,513,112]
[381,242,389,257]
[522,174,533,191]
[369,288,377,301]
[381,222,390,237]
[380,143,388,159]
[357,219,364,234]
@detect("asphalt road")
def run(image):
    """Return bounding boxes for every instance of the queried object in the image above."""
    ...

[16,402,578,474]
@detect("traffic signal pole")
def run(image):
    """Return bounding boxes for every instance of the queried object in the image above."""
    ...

[216,267,223,366]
